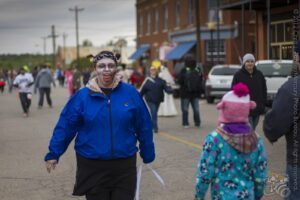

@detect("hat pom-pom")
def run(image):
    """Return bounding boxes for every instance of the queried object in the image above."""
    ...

[233,82,249,97]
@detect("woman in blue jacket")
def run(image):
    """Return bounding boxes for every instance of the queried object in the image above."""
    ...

[44,51,155,200]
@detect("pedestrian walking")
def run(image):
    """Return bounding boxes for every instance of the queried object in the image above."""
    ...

[157,61,177,117]
[140,64,173,133]
[72,67,81,94]
[263,62,300,200]
[13,67,34,117]
[232,53,267,130]
[0,69,6,94]
[195,82,268,200]
[64,68,73,97]
[178,57,202,128]
[129,66,145,89]
[44,50,155,200]
[34,65,56,108]
[117,63,130,83]
[82,68,91,86]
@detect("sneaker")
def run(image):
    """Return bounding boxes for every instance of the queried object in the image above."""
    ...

[195,124,201,128]
[23,113,28,118]
[183,125,190,129]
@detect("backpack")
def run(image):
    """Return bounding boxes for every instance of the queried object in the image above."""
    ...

[184,67,202,93]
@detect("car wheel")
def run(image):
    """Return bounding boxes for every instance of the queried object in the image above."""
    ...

[206,96,215,104]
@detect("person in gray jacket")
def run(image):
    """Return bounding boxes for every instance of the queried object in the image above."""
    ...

[34,65,56,108]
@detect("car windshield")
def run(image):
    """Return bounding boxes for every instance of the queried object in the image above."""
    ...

[256,63,293,77]
[211,67,239,76]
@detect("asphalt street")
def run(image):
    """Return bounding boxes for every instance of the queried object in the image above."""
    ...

[0,86,287,200]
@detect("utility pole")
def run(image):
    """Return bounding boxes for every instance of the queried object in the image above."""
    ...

[195,0,201,64]
[48,25,59,68]
[69,6,84,67]
[62,33,68,67]
[216,0,220,64]
[41,36,47,61]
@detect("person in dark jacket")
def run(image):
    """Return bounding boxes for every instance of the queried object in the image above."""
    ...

[140,65,172,133]
[263,64,300,199]
[178,57,202,128]
[232,53,267,130]
[44,50,155,200]
[34,65,56,108]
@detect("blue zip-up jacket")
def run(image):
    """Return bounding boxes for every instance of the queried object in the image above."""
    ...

[44,80,155,164]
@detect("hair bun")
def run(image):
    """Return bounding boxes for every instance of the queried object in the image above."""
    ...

[115,53,121,60]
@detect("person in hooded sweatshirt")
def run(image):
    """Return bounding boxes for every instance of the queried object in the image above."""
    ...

[13,67,34,117]
[34,65,56,108]
[231,53,267,130]
[195,82,268,200]
[44,50,155,200]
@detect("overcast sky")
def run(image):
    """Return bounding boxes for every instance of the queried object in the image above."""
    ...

[0,0,136,54]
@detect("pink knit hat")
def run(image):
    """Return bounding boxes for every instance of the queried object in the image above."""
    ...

[217,83,256,124]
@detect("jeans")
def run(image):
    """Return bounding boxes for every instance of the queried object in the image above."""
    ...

[146,101,160,132]
[19,92,31,113]
[249,115,260,130]
[286,164,300,200]
[38,87,52,107]
[181,98,201,126]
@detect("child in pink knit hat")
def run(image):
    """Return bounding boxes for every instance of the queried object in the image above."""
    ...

[195,82,268,200]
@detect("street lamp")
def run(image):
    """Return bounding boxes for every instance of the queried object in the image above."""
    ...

[207,21,216,66]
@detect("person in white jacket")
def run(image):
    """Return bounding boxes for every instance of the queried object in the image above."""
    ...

[13,67,34,117]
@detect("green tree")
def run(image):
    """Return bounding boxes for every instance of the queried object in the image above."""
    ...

[70,57,93,71]
[82,39,93,47]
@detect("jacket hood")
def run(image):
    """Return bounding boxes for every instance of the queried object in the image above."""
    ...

[86,73,122,93]
[216,124,258,153]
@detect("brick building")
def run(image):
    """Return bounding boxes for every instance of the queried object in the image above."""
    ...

[130,0,299,73]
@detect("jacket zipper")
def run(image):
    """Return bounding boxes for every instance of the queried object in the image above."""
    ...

[107,97,114,158]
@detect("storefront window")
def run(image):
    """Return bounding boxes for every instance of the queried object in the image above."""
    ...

[139,15,143,36]
[270,24,276,43]
[163,4,168,30]
[270,46,280,60]
[277,23,284,42]
[175,0,180,27]
[282,45,293,59]
[285,22,293,42]
[154,10,159,33]
[188,0,194,24]
[206,39,226,61]
[146,12,151,34]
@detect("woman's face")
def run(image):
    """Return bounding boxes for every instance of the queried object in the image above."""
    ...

[95,58,117,86]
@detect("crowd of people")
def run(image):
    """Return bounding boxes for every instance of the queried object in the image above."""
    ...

[1,49,300,200]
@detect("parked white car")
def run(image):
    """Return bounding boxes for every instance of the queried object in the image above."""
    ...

[255,60,293,106]
[205,64,241,103]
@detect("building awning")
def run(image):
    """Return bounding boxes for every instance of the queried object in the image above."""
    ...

[165,41,196,60]
[128,44,150,60]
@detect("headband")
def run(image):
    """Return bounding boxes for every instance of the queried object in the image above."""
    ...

[93,52,118,64]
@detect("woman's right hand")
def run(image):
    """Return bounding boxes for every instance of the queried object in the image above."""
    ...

[45,159,58,173]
